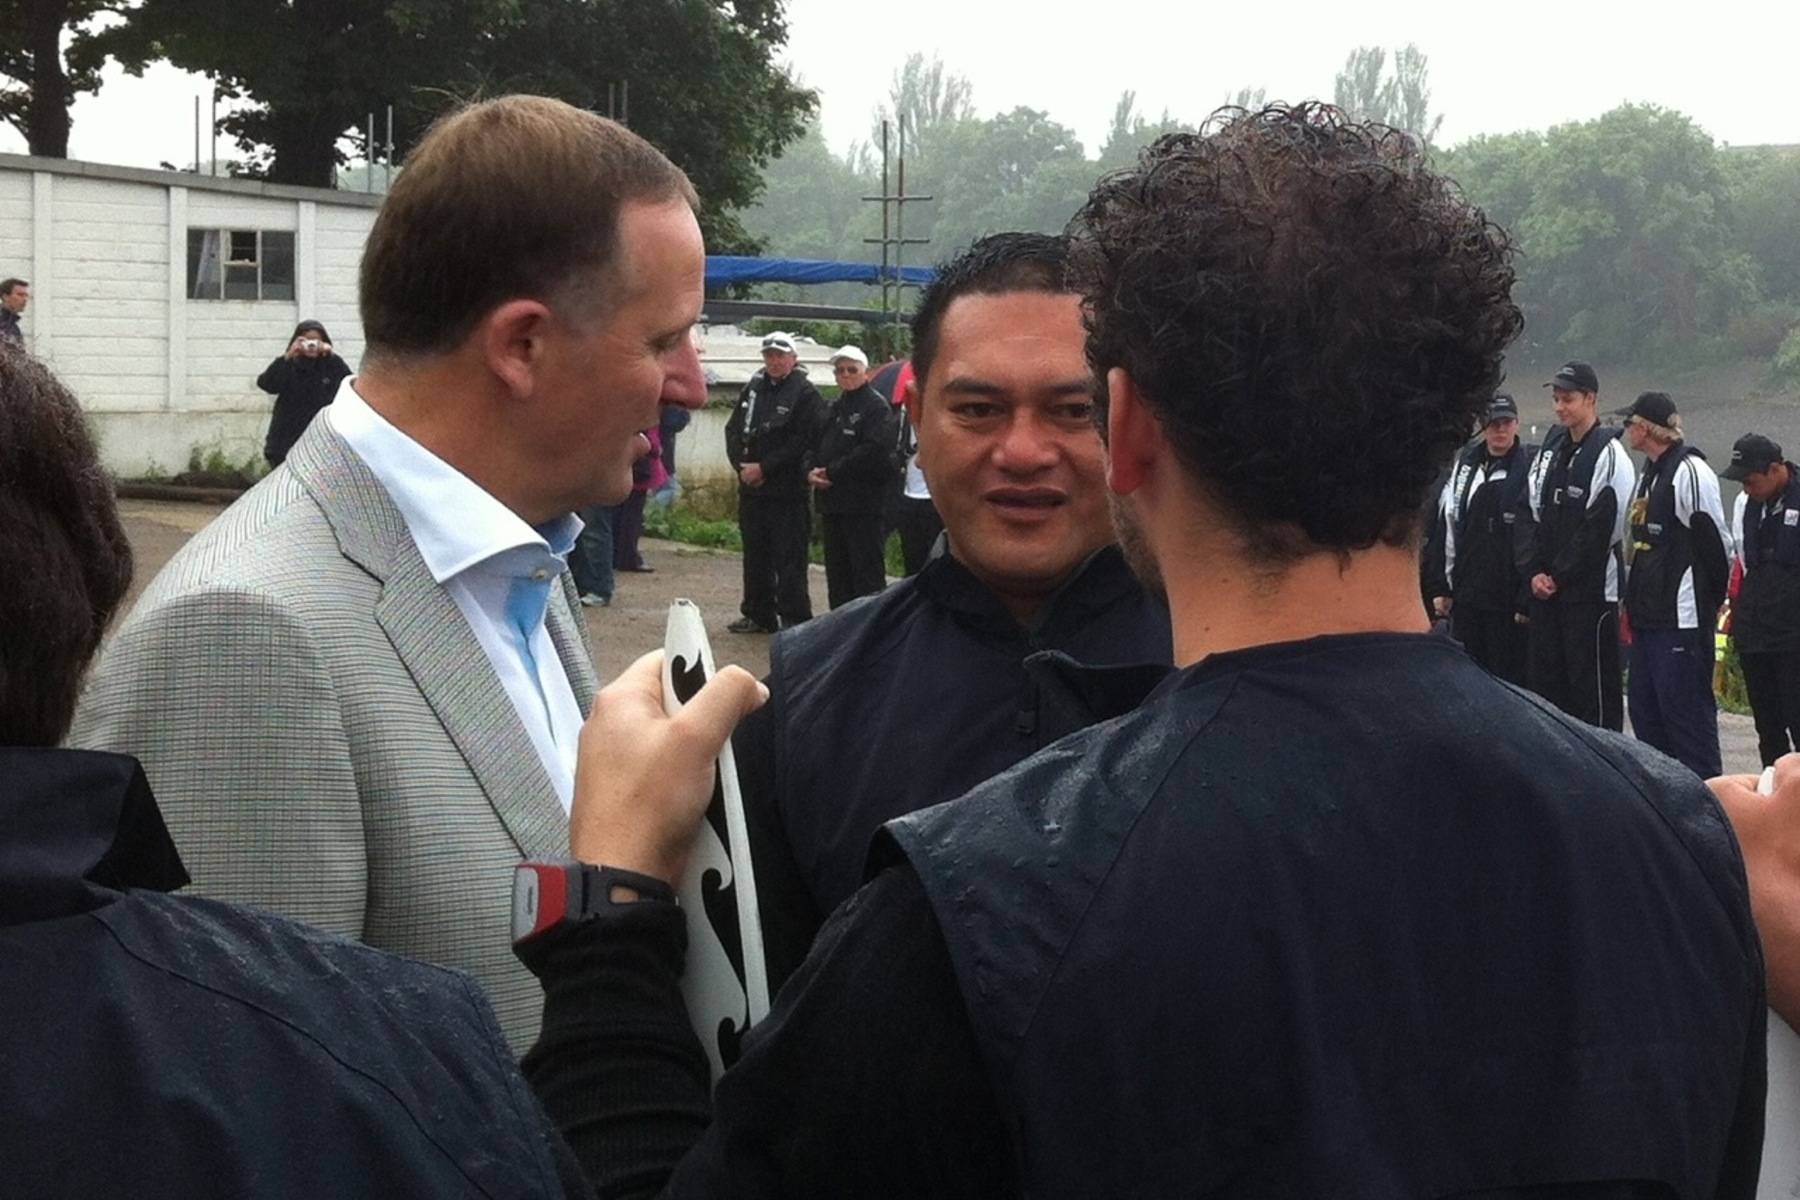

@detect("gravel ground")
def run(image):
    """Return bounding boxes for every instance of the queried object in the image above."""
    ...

[115,497,1763,774]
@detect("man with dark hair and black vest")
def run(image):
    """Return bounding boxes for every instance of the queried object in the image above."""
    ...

[1618,391,1729,777]
[736,231,1170,990]
[1726,432,1800,765]
[725,332,826,634]
[1526,360,1635,729]
[1427,393,1536,683]
[808,344,898,610]
[520,109,1764,1198]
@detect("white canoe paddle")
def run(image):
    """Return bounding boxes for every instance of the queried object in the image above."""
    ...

[661,599,771,1082]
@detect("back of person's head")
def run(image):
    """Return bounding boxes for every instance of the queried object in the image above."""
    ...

[0,349,133,745]
[910,232,1070,387]
[1070,103,1521,566]
[359,94,699,363]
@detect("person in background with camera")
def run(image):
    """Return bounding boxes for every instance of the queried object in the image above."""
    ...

[1427,393,1536,684]
[257,320,352,466]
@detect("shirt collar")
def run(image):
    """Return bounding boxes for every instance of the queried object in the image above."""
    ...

[328,378,580,582]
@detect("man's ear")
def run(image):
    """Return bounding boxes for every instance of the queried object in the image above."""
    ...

[1106,367,1159,497]
[479,299,555,400]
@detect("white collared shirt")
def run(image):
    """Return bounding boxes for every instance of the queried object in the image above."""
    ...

[328,378,585,812]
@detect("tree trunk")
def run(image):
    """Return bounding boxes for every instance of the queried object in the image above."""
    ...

[266,107,346,188]
[24,0,72,157]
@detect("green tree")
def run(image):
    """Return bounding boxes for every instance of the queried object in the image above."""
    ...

[928,106,1087,252]
[0,0,116,157]
[1333,43,1442,146]
[872,52,973,167]
[1096,90,1187,174]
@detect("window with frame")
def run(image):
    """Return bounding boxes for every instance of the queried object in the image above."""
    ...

[187,228,296,301]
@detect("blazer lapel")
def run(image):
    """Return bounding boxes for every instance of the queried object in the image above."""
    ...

[288,417,570,859]
[548,573,599,718]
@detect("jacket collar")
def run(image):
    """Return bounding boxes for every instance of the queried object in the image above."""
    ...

[914,543,1149,640]
[0,748,188,924]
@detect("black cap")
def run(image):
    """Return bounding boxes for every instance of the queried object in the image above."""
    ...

[1723,433,1784,482]
[1615,390,1678,427]
[1483,393,1519,425]
[1544,360,1599,393]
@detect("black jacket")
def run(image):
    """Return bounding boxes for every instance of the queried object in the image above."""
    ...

[1430,438,1537,612]
[724,368,825,500]
[1737,464,1800,654]
[258,353,352,464]
[736,543,1171,991]
[521,635,1766,1200]
[1,747,589,1199]
[812,383,898,515]
[1528,424,1634,603]
[1623,444,1730,631]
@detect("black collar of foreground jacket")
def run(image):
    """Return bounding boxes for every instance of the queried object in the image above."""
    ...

[0,748,189,924]
[912,541,1153,640]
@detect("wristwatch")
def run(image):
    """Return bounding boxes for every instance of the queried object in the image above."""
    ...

[511,861,678,945]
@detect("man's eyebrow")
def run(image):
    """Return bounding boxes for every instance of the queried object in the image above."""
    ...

[940,376,1091,397]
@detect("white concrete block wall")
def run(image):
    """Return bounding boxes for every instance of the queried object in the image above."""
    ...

[313,203,371,372]
[0,171,30,289]
[50,178,169,415]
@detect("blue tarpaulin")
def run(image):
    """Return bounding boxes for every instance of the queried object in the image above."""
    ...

[705,256,934,287]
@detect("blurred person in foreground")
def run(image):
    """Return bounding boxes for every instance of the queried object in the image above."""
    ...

[0,346,596,1197]
[519,107,1766,1197]
[736,233,1170,991]
[69,96,709,1050]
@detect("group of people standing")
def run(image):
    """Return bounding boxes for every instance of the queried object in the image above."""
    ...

[725,332,932,632]
[1427,360,1794,779]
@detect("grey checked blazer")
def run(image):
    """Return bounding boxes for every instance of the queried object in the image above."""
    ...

[71,416,598,1051]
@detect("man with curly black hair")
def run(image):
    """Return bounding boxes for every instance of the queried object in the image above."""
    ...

[524,106,1765,1197]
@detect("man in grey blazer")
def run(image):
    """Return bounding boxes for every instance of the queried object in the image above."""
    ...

[72,95,710,1050]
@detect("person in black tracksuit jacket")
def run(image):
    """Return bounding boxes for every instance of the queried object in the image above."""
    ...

[725,334,826,633]
[1427,394,1536,683]
[1526,361,1635,730]
[1617,391,1729,778]
[1725,434,1800,765]
[809,348,898,609]
[257,319,352,466]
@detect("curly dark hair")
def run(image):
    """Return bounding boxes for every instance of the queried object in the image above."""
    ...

[910,231,1069,386]
[1069,103,1522,564]
[0,346,133,745]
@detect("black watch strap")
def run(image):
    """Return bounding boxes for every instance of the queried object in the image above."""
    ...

[512,861,677,944]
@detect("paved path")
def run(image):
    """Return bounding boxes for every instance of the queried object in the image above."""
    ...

[116,498,1764,774]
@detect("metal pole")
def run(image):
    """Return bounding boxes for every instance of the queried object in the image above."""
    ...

[210,91,217,175]
[621,79,629,126]
[607,83,615,121]
[880,120,891,338]
[385,105,394,192]
[366,113,375,193]
[895,118,906,347]
[193,96,200,173]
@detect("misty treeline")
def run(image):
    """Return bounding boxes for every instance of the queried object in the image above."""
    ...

[748,48,1800,385]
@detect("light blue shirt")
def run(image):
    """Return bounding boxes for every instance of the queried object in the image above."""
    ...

[328,378,585,812]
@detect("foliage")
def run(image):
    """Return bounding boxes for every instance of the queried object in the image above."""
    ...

[1719,636,1751,715]
[0,0,115,157]
[1095,90,1189,174]
[1332,43,1442,146]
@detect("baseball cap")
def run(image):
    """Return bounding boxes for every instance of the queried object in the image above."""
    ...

[760,332,797,354]
[830,344,869,368]
[1723,433,1784,482]
[1483,393,1519,425]
[1544,361,1600,393]
[1614,391,1678,427]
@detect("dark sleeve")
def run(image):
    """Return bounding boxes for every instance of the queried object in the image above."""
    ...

[1510,489,1539,612]
[1714,996,1768,1200]
[831,400,898,484]
[256,357,293,394]
[756,382,823,477]
[326,355,352,389]
[733,669,826,997]
[725,386,750,469]
[519,867,1014,1200]
[1691,510,1730,619]
[1549,488,1618,587]
[1421,494,1449,601]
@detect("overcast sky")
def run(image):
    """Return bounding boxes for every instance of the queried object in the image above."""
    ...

[4,0,1796,168]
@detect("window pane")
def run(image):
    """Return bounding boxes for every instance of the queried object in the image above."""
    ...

[228,229,258,264]
[188,228,222,299]
[223,263,259,300]
[261,231,295,300]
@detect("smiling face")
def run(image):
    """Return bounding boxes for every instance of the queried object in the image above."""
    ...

[1551,387,1597,430]
[533,199,707,509]
[907,291,1113,614]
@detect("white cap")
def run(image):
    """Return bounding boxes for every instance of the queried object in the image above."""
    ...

[760,332,797,354]
[830,344,869,368]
